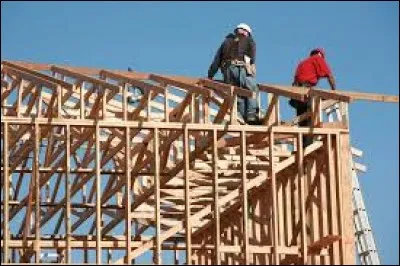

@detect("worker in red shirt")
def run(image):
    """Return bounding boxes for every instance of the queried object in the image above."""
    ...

[289,48,336,146]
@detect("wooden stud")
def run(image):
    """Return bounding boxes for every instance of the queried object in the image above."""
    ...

[154,128,162,264]
[212,129,221,264]
[95,124,102,264]
[269,130,280,264]
[65,125,71,263]
[297,133,308,264]
[3,122,10,263]
[34,123,41,263]
[125,126,132,264]
[183,127,192,265]
[240,130,249,264]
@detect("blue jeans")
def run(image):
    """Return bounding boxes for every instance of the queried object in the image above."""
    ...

[223,64,259,120]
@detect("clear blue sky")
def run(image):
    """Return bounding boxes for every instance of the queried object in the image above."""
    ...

[1,1,398,264]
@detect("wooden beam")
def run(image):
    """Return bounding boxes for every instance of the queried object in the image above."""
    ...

[240,130,249,264]
[3,122,10,263]
[95,123,102,264]
[269,130,280,264]
[34,123,41,263]
[199,78,253,98]
[2,61,72,89]
[51,66,120,92]
[154,128,162,265]
[150,74,211,97]
[65,125,71,263]
[212,129,221,265]
[125,127,132,264]
[183,128,192,265]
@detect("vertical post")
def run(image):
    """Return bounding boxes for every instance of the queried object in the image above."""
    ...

[337,133,355,264]
[95,124,102,264]
[57,85,62,118]
[183,128,192,264]
[230,86,238,124]
[3,122,10,263]
[190,93,196,122]
[240,130,249,264]
[34,123,41,263]
[80,82,85,119]
[154,128,162,265]
[123,83,128,121]
[204,95,209,124]
[17,80,23,117]
[125,127,132,264]
[212,129,221,264]
[267,93,277,126]
[335,133,345,264]
[340,102,349,128]
[327,134,340,264]
[164,85,169,122]
[275,96,280,125]
[102,86,107,119]
[269,130,279,264]
[65,125,71,263]
[297,133,307,263]
[147,91,152,121]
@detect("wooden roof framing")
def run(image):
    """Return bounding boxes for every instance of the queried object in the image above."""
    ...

[1,60,398,265]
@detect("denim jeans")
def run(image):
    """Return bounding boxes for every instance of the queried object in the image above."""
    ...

[223,64,259,120]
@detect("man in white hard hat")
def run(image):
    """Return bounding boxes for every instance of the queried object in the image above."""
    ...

[208,23,261,125]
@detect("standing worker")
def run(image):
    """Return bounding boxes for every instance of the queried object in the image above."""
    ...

[207,23,261,125]
[289,48,336,146]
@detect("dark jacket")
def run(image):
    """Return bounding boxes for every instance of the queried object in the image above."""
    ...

[208,33,256,79]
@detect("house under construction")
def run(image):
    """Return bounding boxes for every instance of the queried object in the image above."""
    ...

[1,60,398,265]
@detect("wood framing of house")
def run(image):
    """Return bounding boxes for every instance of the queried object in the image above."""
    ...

[1,60,398,264]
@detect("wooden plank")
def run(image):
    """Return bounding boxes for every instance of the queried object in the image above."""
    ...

[297,133,308,264]
[51,66,120,92]
[269,130,280,264]
[309,88,351,103]
[125,127,132,264]
[183,128,192,265]
[327,135,340,264]
[150,74,211,97]
[100,70,164,94]
[258,84,307,101]
[337,90,399,103]
[154,128,162,265]
[34,123,41,263]
[212,129,221,264]
[2,61,72,89]
[3,123,10,263]
[65,125,71,263]
[338,133,355,264]
[95,124,102,264]
[3,65,57,90]
[199,78,253,98]
[240,130,249,264]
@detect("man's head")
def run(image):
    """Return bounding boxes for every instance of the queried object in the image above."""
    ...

[235,23,252,37]
[310,48,325,58]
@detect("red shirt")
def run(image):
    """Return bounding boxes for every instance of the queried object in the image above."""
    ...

[294,55,332,85]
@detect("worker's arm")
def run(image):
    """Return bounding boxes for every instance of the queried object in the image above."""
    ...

[208,43,223,79]
[327,74,336,91]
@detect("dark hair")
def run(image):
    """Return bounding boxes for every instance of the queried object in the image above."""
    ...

[310,49,320,57]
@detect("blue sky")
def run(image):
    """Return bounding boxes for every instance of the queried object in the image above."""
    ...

[1,1,398,264]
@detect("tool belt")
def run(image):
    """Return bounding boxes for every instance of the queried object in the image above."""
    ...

[222,59,256,77]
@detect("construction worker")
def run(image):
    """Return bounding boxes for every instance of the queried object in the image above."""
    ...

[208,23,261,125]
[289,47,336,146]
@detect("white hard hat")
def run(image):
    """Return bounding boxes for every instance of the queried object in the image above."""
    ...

[236,23,252,34]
